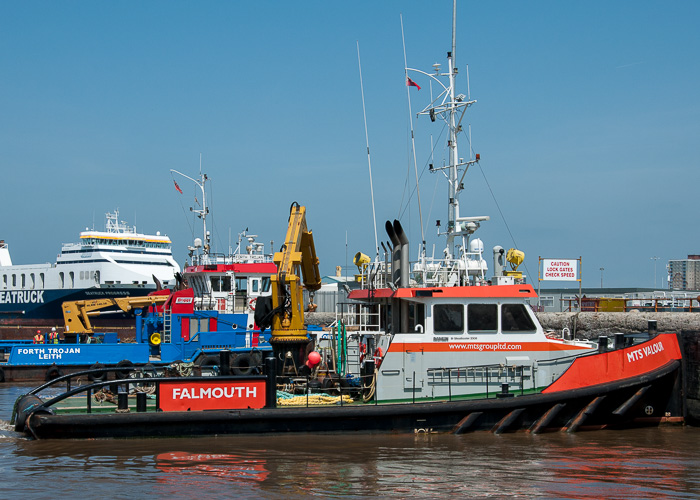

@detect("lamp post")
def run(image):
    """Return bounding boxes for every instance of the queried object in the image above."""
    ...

[651,256,659,288]
[600,267,604,288]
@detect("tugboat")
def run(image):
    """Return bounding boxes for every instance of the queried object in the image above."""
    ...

[10,2,685,439]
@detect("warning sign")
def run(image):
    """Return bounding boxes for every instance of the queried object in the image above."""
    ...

[542,259,578,281]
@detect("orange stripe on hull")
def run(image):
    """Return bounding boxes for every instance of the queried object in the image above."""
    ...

[388,341,592,353]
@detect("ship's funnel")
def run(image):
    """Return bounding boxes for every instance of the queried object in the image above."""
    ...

[386,221,401,286]
[393,220,409,288]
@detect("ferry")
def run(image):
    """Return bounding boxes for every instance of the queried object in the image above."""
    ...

[0,210,180,324]
[9,2,686,439]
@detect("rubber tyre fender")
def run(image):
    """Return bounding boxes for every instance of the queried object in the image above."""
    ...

[88,363,107,382]
[0,367,5,383]
[231,353,255,376]
[195,355,219,367]
[45,364,63,381]
[115,359,134,379]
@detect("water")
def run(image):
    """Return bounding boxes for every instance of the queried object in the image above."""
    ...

[1,384,699,499]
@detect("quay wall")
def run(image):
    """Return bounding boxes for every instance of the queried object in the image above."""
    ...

[535,312,700,338]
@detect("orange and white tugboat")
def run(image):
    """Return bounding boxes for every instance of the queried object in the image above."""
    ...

[11,1,685,439]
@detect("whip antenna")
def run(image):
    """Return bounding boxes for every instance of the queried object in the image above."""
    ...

[357,41,379,259]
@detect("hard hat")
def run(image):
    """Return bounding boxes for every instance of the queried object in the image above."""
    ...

[52,327,56,332]
[37,330,41,334]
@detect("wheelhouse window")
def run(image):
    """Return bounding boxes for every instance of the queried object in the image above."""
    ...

[501,304,536,333]
[434,304,464,333]
[467,304,497,333]
[408,303,426,333]
[261,277,271,292]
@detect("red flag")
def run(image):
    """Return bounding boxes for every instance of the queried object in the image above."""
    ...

[173,180,183,194]
[406,77,421,90]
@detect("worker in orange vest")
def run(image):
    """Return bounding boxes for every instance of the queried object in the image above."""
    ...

[48,327,59,344]
[33,330,45,344]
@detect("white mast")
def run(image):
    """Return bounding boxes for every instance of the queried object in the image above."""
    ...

[171,166,210,257]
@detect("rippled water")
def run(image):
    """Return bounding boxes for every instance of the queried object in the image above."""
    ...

[1,384,699,499]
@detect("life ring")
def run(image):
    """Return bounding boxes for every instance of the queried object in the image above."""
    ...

[247,298,257,311]
[359,343,367,363]
[373,347,383,369]
[231,353,255,376]
[45,364,63,381]
[115,359,134,379]
[0,367,5,383]
[149,332,162,346]
[88,363,107,382]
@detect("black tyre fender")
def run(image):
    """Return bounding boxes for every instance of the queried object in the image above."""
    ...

[115,359,134,379]
[0,366,5,383]
[45,364,63,381]
[88,363,107,382]
[231,353,255,376]
[195,355,219,367]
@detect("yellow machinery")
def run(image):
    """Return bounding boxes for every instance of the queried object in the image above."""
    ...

[504,248,525,280]
[270,202,322,343]
[62,295,170,334]
[353,252,371,282]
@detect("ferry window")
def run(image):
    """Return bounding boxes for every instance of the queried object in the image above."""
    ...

[408,303,425,333]
[12,274,17,287]
[3,275,6,289]
[261,277,271,292]
[501,304,536,332]
[221,276,232,292]
[467,304,497,333]
[21,274,26,288]
[434,304,464,333]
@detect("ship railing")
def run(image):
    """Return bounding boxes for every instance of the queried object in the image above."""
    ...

[334,300,382,333]
[357,254,491,289]
[426,363,533,398]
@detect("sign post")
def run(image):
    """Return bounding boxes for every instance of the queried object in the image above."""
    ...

[538,257,582,311]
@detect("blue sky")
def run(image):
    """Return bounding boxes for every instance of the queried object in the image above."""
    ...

[1,1,698,289]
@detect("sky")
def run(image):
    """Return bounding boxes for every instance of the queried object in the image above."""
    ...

[1,1,698,290]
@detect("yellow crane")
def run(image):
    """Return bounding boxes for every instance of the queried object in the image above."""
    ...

[62,295,170,335]
[270,202,322,343]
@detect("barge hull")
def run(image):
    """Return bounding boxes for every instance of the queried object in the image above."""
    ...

[24,361,682,439]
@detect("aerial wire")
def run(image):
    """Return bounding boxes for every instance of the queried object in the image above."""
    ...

[356,41,379,260]
[400,14,426,259]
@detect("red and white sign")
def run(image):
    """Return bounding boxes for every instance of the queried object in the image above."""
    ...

[159,380,266,412]
[542,259,578,281]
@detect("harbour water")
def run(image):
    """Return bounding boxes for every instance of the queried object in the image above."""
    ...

[1,384,699,499]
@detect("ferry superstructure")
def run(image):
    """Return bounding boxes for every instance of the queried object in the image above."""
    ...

[0,210,180,321]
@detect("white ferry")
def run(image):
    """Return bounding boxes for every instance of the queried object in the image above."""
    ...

[0,210,180,321]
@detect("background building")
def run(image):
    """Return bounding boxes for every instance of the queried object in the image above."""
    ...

[668,255,700,290]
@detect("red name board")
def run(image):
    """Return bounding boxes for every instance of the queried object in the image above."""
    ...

[159,380,266,412]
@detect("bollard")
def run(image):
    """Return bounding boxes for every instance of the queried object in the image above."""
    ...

[219,350,231,376]
[496,383,514,398]
[598,336,608,353]
[648,320,658,337]
[614,333,626,350]
[117,391,129,411]
[136,391,147,412]
[265,355,277,409]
